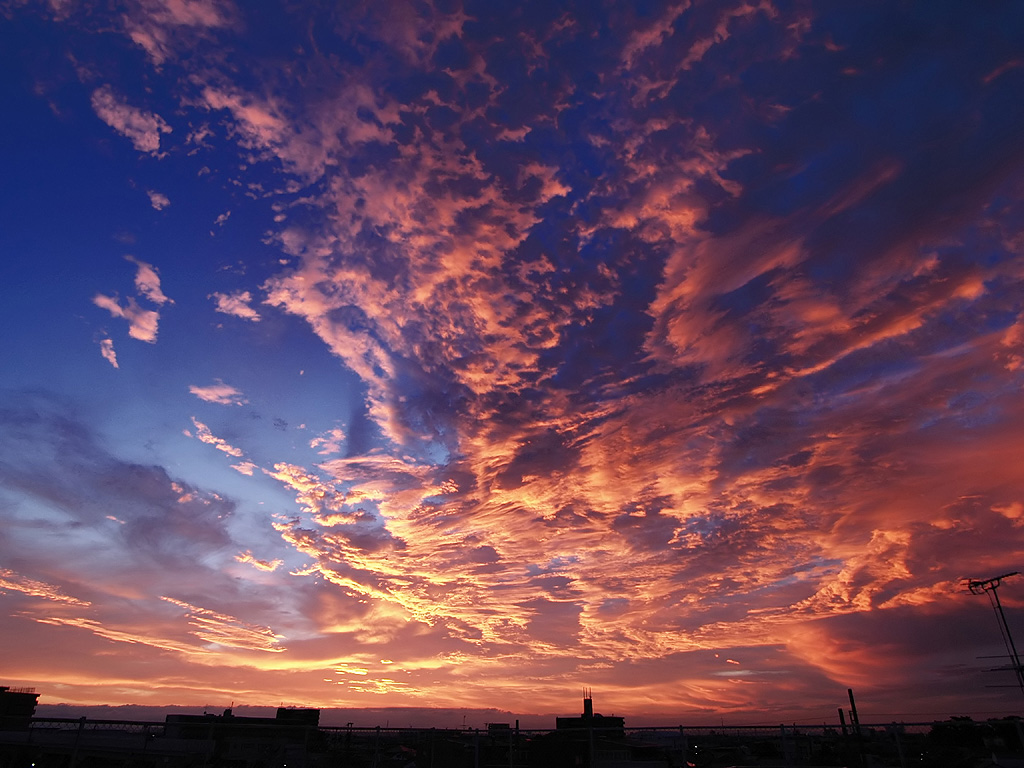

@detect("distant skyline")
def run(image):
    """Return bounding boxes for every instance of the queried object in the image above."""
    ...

[3,0,1024,723]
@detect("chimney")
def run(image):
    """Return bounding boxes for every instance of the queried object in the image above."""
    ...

[582,687,593,718]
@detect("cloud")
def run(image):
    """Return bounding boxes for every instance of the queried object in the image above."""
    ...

[126,256,172,306]
[235,550,283,572]
[0,568,91,607]
[147,189,170,210]
[122,0,236,66]
[210,290,260,321]
[189,380,247,405]
[0,390,238,576]
[160,596,285,652]
[188,417,243,457]
[8,0,1024,718]
[93,257,172,344]
[92,293,160,342]
[98,338,118,368]
[310,427,345,455]
[90,86,171,154]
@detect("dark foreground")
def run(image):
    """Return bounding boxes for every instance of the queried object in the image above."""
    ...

[2,713,1024,768]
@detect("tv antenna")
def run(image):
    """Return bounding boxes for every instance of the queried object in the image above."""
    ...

[967,572,1024,696]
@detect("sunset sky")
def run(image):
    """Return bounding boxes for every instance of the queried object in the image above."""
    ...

[2,0,1024,724]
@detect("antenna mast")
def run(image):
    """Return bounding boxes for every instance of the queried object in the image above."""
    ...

[967,572,1024,696]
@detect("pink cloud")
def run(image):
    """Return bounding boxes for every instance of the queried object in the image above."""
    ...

[98,338,118,368]
[161,596,286,652]
[210,290,260,321]
[147,189,170,210]
[90,86,171,154]
[188,417,243,457]
[310,427,345,455]
[0,568,91,607]
[123,0,235,66]
[92,293,160,342]
[188,380,247,405]
[126,255,172,306]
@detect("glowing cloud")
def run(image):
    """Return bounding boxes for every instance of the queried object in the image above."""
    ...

[4,0,1024,722]
[188,417,243,457]
[90,86,171,154]
[310,427,345,455]
[126,256,173,306]
[235,550,283,572]
[0,568,91,607]
[92,293,160,343]
[210,290,260,321]
[98,337,118,368]
[161,596,285,652]
[147,190,170,210]
[189,380,247,405]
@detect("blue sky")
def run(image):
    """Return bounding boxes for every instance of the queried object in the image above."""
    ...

[2,0,1024,722]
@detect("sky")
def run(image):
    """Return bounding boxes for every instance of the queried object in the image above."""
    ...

[2,0,1024,726]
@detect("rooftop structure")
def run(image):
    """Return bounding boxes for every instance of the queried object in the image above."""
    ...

[0,686,39,731]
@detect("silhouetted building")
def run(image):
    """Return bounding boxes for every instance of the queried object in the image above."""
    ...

[555,688,624,735]
[164,705,319,739]
[0,686,38,731]
[164,706,322,765]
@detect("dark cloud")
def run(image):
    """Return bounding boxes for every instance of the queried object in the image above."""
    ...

[0,390,234,565]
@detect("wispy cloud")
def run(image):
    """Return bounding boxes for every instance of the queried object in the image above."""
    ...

[90,86,171,154]
[189,380,247,405]
[123,0,236,66]
[0,568,91,607]
[210,290,260,321]
[92,293,160,342]
[93,257,172,344]
[161,596,285,652]
[235,550,283,572]
[98,337,118,368]
[309,427,345,455]
[126,256,172,306]
[187,417,243,457]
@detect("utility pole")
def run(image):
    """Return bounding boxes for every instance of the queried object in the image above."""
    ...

[967,572,1024,696]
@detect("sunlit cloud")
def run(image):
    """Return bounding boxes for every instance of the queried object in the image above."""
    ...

[92,257,171,343]
[189,379,247,405]
[210,290,260,321]
[34,615,205,655]
[98,337,118,368]
[161,596,286,652]
[235,550,283,572]
[4,0,1024,722]
[309,427,345,455]
[90,85,171,154]
[188,417,244,457]
[147,189,170,210]
[126,256,173,306]
[0,568,91,607]
[92,293,160,343]
[123,0,236,66]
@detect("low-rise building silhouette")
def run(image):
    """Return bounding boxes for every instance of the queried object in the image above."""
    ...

[0,686,38,731]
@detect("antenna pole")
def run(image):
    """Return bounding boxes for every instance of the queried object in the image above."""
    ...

[967,572,1024,696]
